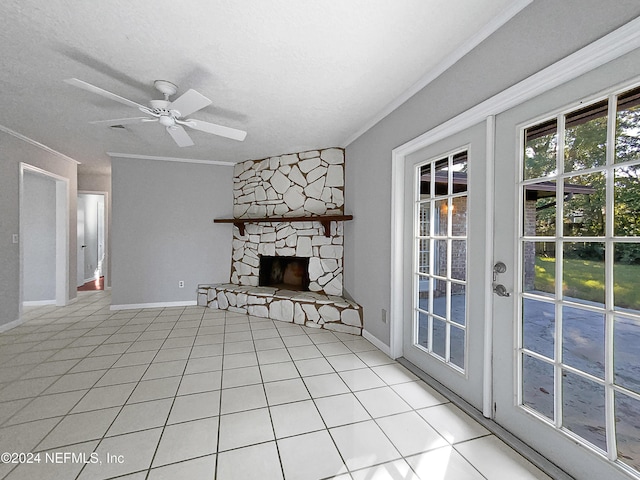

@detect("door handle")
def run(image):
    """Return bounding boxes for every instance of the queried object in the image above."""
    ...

[493,283,510,297]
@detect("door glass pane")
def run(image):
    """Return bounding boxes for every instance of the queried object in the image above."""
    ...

[419,164,431,197]
[524,119,558,180]
[434,200,448,236]
[432,318,446,359]
[562,305,605,379]
[523,299,555,359]
[563,371,607,451]
[450,325,465,369]
[451,197,467,236]
[433,283,447,319]
[451,240,466,280]
[417,274,430,313]
[524,181,556,236]
[616,88,640,165]
[417,310,429,349]
[523,242,555,298]
[451,283,466,326]
[434,240,447,277]
[451,153,468,193]
[563,173,606,237]
[562,242,605,305]
[614,315,640,394]
[615,392,640,471]
[522,354,554,421]
[417,239,430,274]
[614,165,640,237]
[418,202,431,236]
[434,158,449,195]
[614,243,640,311]
[564,100,608,173]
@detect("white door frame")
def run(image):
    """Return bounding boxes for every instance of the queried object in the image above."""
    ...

[388,17,640,417]
[78,190,109,288]
[20,163,70,308]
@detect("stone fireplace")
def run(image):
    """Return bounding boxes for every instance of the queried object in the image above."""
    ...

[198,147,363,335]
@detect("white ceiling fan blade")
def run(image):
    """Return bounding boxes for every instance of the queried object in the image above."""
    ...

[89,117,154,125]
[64,78,148,110]
[166,125,194,147]
[169,89,212,117]
[183,119,247,141]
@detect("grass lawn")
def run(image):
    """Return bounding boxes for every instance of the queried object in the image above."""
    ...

[534,257,640,310]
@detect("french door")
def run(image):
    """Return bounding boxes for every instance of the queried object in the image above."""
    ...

[492,83,640,480]
[402,123,488,409]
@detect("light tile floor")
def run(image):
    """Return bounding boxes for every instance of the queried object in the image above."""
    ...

[0,291,552,479]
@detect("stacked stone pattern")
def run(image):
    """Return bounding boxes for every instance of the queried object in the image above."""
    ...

[230,148,345,296]
[197,284,363,335]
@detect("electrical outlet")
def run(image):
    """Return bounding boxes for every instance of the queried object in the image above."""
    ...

[12,234,18,244]
[381,308,387,324]
[178,281,185,288]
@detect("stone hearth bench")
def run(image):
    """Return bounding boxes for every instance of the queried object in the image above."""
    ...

[197,283,363,335]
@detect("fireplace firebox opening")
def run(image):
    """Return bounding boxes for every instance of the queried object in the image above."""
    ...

[259,256,310,291]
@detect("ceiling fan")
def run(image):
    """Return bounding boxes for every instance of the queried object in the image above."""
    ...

[64,78,247,146]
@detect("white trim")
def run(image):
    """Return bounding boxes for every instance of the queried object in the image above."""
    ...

[342,0,533,147]
[0,125,80,164]
[0,317,25,334]
[110,300,198,311]
[483,116,496,418]
[23,300,56,306]
[389,15,640,363]
[362,329,391,357]
[107,152,235,167]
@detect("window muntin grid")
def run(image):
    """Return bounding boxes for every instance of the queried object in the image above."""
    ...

[414,150,468,372]
[519,85,640,474]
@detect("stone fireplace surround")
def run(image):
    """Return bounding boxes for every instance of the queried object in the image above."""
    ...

[198,148,363,335]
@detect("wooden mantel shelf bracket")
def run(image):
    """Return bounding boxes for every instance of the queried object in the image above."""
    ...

[214,214,353,237]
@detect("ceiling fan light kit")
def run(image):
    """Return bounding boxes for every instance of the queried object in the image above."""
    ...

[64,78,247,146]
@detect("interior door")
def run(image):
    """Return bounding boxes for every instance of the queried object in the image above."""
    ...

[492,84,640,479]
[77,195,85,287]
[403,122,489,409]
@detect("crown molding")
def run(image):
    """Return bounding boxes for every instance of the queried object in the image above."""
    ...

[0,124,81,165]
[342,0,533,147]
[106,152,235,166]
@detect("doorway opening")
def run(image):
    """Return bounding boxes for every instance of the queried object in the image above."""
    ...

[77,192,107,291]
[19,164,69,308]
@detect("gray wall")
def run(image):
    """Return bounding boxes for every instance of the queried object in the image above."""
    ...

[78,173,112,288]
[111,158,233,306]
[0,131,77,328]
[344,0,640,346]
[22,172,56,302]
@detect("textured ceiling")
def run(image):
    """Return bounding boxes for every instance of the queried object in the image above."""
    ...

[0,0,522,174]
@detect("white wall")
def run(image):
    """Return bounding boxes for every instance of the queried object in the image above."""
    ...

[111,158,234,307]
[0,131,77,328]
[22,172,56,302]
[344,0,640,346]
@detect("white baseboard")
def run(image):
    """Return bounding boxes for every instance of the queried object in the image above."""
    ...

[110,300,198,311]
[0,317,25,334]
[362,329,392,357]
[23,299,56,306]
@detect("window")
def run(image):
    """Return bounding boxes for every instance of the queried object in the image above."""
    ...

[520,85,640,473]
[414,150,468,371]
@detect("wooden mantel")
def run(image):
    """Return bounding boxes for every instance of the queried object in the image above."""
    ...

[214,214,353,237]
